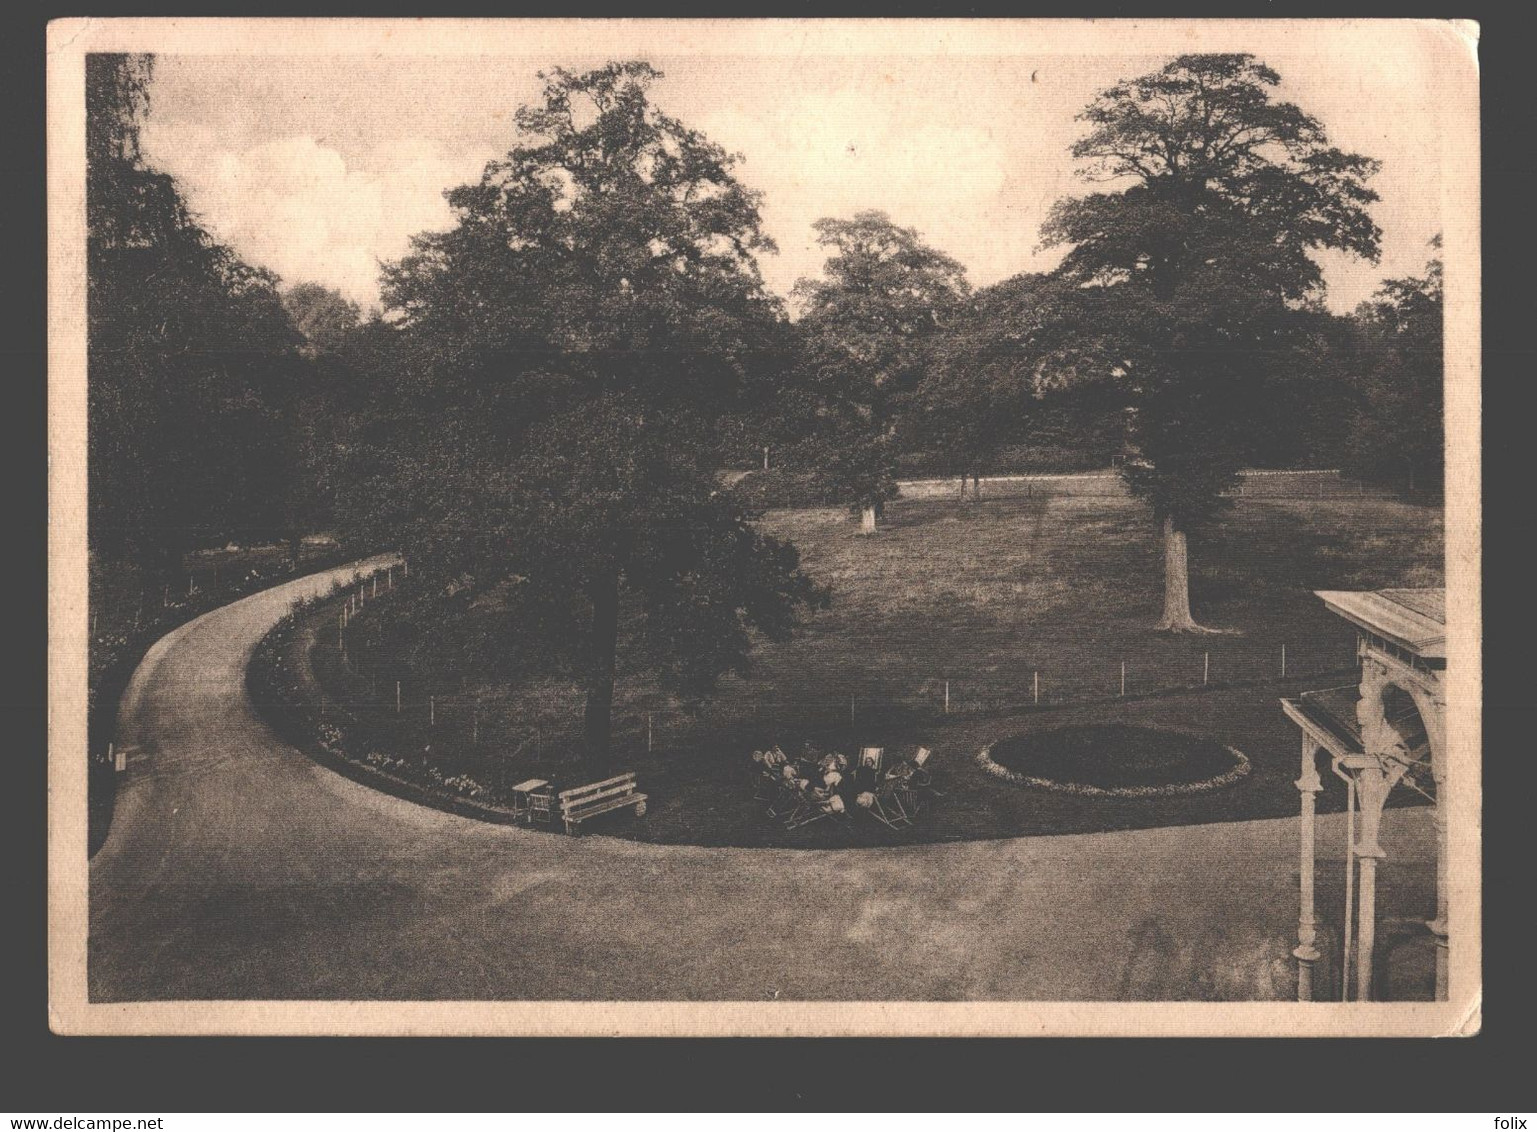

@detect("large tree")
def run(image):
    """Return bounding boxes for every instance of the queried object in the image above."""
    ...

[88,53,306,574]
[791,210,969,530]
[1040,54,1381,631]
[368,61,825,766]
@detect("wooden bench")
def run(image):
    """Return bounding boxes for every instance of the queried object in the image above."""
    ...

[558,772,648,835]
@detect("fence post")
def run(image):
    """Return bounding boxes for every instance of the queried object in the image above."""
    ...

[430,696,435,726]
[944,681,950,714]
[396,681,401,714]
[1204,651,1210,685]
[472,710,478,744]
[1120,661,1126,697]
[1033,670,1039,705]
[163,584,169,608]
[647,713,653,753]
[850,695,856,727]
[1281,644,1287,678]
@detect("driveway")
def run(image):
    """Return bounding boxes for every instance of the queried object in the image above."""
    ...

[90,560,1434,1002]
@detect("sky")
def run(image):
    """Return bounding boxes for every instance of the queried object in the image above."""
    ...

[135,27,1453,316]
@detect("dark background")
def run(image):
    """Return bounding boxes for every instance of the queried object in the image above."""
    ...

[5,0,1531,1111]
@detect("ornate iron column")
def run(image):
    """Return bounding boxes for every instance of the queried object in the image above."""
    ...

[1293,738,1324,1001]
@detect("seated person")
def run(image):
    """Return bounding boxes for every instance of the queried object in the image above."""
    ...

[809,783,845,814]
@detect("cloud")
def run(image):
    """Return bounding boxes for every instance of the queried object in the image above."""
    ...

[142,127,494,305]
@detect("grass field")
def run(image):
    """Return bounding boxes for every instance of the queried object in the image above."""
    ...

[292,487,1443,847]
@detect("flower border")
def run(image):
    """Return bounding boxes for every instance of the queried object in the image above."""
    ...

[975,734,1251,798]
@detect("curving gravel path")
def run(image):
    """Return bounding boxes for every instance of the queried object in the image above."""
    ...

[89,559,1435,1002]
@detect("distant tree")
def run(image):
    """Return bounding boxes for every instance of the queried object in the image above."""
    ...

[282,282,363,355]
[1040,54,1381,631]
[1343,237,1444,494]
[269,283,376,558]
[368,61,826,766]
[792,211,969,530]
[912,272,1067,497]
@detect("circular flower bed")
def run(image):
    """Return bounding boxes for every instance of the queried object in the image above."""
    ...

[977,723,1250,798]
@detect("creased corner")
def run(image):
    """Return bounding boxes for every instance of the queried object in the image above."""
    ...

[46,17,97,56]
[1445,988,1482,1037]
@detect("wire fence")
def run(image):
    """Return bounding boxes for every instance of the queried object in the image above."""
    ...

[896,468,1400,502]
[313,582,1357,782]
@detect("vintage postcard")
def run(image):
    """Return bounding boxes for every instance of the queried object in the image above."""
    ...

[47,17,1481,1036]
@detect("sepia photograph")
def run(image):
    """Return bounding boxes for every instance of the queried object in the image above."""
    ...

[46,17,1481,1037]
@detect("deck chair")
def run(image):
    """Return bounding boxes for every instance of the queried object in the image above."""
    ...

[762,766,803,817]
[857,784,911,830]
[750,752,780,804]
[784,784,847,830]
[780,781,820,829]
[889,747,942,814]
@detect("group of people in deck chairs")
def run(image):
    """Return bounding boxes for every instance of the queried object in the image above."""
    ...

[750,742,939,831]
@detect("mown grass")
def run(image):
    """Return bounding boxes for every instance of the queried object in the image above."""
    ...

[287,489,1442,848]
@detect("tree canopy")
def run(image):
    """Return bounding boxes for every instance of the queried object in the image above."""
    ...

[1038,53,1382,629]
[88,53,308,571]
[1344,236,1444,491]
[789,210,970,521]
[283,282,363,356]
[358,61,825,762]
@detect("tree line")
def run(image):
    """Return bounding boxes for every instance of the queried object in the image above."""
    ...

[87,53,1444,765]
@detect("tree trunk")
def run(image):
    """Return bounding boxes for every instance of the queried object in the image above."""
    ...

[1155,514,1217,633]
[582,567,621,768]
[861,504,877,534]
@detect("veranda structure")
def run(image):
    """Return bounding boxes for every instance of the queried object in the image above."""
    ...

[1281,588,1447,1003]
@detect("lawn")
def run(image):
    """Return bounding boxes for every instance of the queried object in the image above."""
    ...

[286,488,1443,847]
